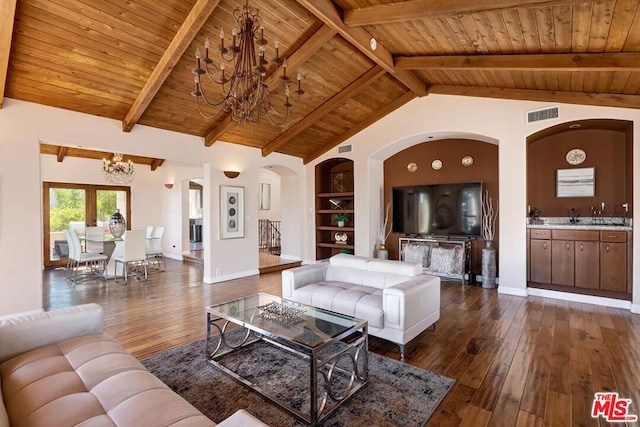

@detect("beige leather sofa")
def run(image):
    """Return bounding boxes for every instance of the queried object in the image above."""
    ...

[0,304,267,427]
[282,253,440,360]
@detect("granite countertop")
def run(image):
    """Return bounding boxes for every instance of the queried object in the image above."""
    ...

[527,217,632,231]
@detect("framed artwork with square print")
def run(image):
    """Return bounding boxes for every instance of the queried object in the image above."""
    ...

[220,185,244,239]
[556,167,595,198]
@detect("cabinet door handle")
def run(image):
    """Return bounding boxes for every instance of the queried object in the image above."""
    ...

[543,242,547,249]
[606,245,610,253]
[566,243,570,250]
[580,243,583,251]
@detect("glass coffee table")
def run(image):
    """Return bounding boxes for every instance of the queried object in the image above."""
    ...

[206,293,368,425]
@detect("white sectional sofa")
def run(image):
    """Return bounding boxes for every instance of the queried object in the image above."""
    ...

[282,254,440,360]
[0,304,267,427]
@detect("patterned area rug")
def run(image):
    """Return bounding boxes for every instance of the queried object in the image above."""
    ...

[142,333,454,426]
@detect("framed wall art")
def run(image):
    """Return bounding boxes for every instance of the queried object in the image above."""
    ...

[556,167,595,198]
[220,185,244,239]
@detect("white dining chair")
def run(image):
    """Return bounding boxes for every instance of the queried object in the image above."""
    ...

[85,226,104,253]
[114,230,148,285]
[146,226,166,271]
[66,229,107,283]
[145,225,154,240]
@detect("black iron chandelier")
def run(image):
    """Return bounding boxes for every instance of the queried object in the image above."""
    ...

[102,153,134,185]
[191,0,304,126]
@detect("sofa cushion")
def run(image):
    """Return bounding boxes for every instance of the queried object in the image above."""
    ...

[361,258,422,289]
[294,281,356,311]
[292,282,384,329]
[0,377,8,427]
[325,266,367,286]
[0,333,213,427]
[0,304,103,364]
[328,253,370,269]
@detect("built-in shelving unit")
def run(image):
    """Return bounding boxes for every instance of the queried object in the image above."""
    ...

[315,159,354,260]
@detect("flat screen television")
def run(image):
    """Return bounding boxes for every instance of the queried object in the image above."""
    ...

[392,182,482,237]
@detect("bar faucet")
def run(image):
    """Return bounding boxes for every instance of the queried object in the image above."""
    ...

[569,208,579,224]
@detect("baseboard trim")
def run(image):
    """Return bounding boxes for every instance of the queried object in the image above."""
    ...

[497,286,528,297]
[279,254,302,261]
[203,269,259,284]
[527,287,632,310]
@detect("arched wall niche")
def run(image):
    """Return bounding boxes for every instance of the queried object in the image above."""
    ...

[315,158,355,260]
[527,119,633,218]
[383,138,499,275]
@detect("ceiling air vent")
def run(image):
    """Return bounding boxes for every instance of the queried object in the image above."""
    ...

[337,144,352,154]
[526,106,559,124]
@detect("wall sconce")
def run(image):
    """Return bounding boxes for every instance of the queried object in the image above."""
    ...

[164,183,174,189]
[223,171,240,179]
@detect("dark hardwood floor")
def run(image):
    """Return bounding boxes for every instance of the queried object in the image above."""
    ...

[42,260,640,426]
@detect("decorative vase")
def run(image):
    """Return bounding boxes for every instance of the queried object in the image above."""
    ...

[337,220,345,227]
[481,240,496,289]
[109,209,126,239]
[377,243,388,260]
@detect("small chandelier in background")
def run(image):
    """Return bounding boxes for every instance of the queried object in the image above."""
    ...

[103,153,134,185]
[191,0,304,126]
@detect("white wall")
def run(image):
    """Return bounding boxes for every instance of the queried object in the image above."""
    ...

[2,95,637,316]
[0,99,303,316]
[305,94,640,313]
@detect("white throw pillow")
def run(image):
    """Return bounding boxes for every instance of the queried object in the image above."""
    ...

[403,243,430,268]
[429,247,456,274]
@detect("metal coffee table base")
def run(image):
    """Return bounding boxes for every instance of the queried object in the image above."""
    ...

[206,315,368,426]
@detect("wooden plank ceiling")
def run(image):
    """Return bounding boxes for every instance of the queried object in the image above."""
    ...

[4,0,640,164]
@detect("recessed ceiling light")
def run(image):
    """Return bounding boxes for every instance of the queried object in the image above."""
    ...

[369,37,377,50]
[569,124,581,129]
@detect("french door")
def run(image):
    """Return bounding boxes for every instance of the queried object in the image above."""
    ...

[43,182,131,268]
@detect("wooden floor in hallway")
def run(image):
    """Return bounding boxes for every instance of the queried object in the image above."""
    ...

[42,260,640,426]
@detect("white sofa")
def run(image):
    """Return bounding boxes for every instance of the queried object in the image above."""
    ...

[282,254,440,360]
[0,304,267,427]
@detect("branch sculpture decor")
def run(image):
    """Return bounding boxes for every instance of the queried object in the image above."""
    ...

[379,201,392,250]
[481,190,498,289]
[481,190,497,244]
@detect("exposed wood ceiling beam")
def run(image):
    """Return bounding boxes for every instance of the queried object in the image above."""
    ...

[344,0,586,27]
[295,0,427,97]
[204,25,337,147]
[0,0,17,109]
[395,52,640,72]
[429,85,640,109]
[40,144,165,170]
[150,158,164,171]
[122,0,220,132]
[262,65,387,157]
[56,146,68,162]
[303,91,416,164]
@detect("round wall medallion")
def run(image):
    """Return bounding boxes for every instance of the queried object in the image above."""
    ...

[431,159,442,170]
[407,162,418,172]
[566,148,586,165]
[461,155,474,167]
